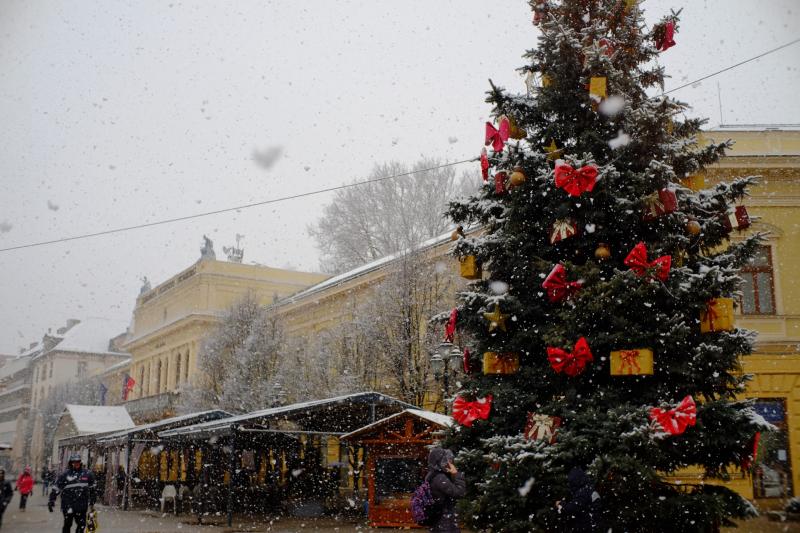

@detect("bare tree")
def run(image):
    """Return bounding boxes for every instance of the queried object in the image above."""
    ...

[179,294,284,414]
[308,158,474,273]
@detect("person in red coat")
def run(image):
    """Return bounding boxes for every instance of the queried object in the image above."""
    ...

[15,466,34,511]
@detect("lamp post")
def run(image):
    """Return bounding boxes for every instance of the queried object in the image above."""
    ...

[430,341,461,414]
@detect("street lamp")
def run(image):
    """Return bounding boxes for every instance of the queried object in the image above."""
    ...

[430,341,461,413]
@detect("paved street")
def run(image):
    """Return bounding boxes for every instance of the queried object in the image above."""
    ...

[0,495,403,532]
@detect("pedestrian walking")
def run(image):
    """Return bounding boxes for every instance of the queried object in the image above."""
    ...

[48,454,96,533]
[15,466,33,511]
[556,467,602,532]
[41,466,52,497]
[425,447,466,533]
[0,469,13,528]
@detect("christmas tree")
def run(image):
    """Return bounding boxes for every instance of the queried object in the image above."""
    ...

[444,1,771,531]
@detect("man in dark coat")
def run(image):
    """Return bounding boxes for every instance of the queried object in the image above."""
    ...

[558,467,602,532]
[426,447,466,533]
[0,469,13,528]
[48,454,97,533]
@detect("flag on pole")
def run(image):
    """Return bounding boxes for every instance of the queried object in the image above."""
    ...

[122,374,136,401]
[99,382,108,405]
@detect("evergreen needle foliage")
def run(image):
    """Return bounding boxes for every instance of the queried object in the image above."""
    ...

[443,1,770,531]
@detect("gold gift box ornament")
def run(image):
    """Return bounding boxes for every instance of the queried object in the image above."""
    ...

[680,174,705,191]
[460,255,482,280]
[610,348,654,376]
[482,352,520,375]
[700,297,735,333]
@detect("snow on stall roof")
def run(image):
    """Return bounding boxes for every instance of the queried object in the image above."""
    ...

[159,391,415,437]
[274,230,456,306]
[96,409,232,443]
[64,404,135,435]
[50,318,129,355]
[340,409,452,441]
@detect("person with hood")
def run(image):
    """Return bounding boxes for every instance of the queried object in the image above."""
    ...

[15,466,33,511]
[425,447,466,533]
[49,454,96,533]
[557,467,602,532]
[0,469,13,528]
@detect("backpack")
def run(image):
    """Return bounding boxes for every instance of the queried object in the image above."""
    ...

[410,480,442,526]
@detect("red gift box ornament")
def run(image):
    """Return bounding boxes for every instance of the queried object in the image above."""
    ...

[649,395,696,436]
[722,206,751,232]
[452,394,492,427]
[495,171,508,195]
[524,413,562,444]
[624,242,671,282]
[547,337,593,377]
[554,163,598,197]
[642,188,678,221]
[542,264,582,303]
[549,219,579,245]
[444,308,457,343]
[480,147,489,182]
[655,21,676,52]
[485,117,510,152]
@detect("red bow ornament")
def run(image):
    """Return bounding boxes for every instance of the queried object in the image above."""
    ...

[655,21,676,52]
[444,308,457,343]
[554,163,598,197]
[624,242,671,281]
[480,147,489,182]
[452,394,492,427]
[485,117,510,152]
[542,264,582,303]
[547,337,593,377]
[649,395,696,435]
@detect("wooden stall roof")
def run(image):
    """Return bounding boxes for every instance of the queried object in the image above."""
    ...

[158,392,415,440]
[341,409,452,442]
[94,409,233,446]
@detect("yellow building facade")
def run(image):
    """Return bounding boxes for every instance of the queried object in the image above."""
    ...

[272,128,800,503]
[120,256,328,420]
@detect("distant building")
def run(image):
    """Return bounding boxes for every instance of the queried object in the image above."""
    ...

[0,344,39,472]
[120,253,329,421]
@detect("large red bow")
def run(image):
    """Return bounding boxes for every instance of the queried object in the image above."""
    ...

[624,242,671,281]
[452,394,492,427]
[485,118,510,152]
[444,308,457,343]
[649,395,696,435]
[542,264,582,303]
[554,163,598,197]
[656,21,676,52]
[480,147,489,182]
[547,337,593,377]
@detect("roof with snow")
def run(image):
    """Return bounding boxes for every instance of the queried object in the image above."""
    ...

[340,408,452,441]
[159,392,415,440]
[44,318,129,356]
[62,404,135,435]
[0,356,32,379]
[95,409,232,446]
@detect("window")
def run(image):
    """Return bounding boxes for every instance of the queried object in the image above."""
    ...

[33,366,38,383]
[77,361,88,377]
[752,399,792,498]
[49,360,53,378]
[741,245,775,315]
[175,353,182,388]
[139,366,145,397]
[156,360,162,393]
[184,351,190,382]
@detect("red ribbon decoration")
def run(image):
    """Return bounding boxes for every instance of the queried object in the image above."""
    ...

[554,163,598,197]
[542,264,582,303]
[702,299,720,332]
[452,394,492,427]
[485,118,510,152]
[480,147,489,182]
[649,395,696,435]
[444,308,457,343]
[619,350,642,374]
[547,337,593,377]
[656,21,676,52]
[741,432,761,470]
[624,242,671,281]
[462,347,471,374]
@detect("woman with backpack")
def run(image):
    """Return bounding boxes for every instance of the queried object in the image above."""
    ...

[425,447,466,533]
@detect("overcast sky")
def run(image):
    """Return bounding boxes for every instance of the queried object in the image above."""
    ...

[1,0,798,354]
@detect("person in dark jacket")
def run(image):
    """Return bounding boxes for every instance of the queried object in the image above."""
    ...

[0,469,13,528]
[426,447,466,533]
[557,467,602,532]
[48,454,96,533]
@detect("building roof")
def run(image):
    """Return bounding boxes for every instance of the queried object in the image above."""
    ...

[159,392,415,440]
[0,356,31,379]
[95,409,232,446]
[63,404,135,435]
[340,409,452,441]
[51,318,129,356]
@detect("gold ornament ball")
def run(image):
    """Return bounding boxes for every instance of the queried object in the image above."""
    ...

[594,243,611,260]
[510,167,527,187]
[686,220,702,235]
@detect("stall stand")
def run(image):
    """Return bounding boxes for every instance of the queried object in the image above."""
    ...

[341,409,452,528]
